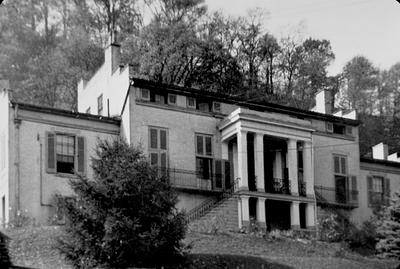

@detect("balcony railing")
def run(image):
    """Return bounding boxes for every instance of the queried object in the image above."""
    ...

[158,168,230,192]
[299,181,307,197]
[266,178,291,195]
[315,185,358,208]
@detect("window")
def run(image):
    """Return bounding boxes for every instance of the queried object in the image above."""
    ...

[97,94,103,115]
[212,102,221,112]
[140,88,150,101]
[327,122,352,136]
[149,127,168,170]
[46,133,85,175]
[155,94,165,104]
[56,135,75,174]
[333,155,347,203]
[86,107,91,114]
[195,134,213,179]
[168,94,177,105]
[187,97,196,109]
[368,176,389,206]
[198,103,210,112]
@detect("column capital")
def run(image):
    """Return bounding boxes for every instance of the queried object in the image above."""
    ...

[258,197,266,202]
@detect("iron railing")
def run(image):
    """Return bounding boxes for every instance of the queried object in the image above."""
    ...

[154,167,230,192]
[299,181,307,197]
[266,178,291,195]
[186,178,239,223]
[314,185,358,207]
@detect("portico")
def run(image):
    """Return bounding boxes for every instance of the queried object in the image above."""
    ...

[219,108,316,231]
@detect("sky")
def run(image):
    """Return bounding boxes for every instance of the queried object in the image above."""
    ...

[205,0,400,75]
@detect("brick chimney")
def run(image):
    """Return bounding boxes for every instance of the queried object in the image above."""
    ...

[313,89,333,114]
[372,143,389,160]
[104,31,121,74]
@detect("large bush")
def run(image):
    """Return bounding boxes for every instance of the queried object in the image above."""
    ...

[58,139,186,268]
[376,191,400,259]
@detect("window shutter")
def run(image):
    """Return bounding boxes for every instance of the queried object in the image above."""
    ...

[367,176,373,206]
[334,156,340,174]
[340,157,346,174]
[384,177,391,205]
[196,135,203,155]
[77,136,85,174]
[46,132,56,173]
[150,153,158,166]
[224,160,231,189]
[350,176,357,202]
[150,129,158,149]
[205,136,212,156]
[160,130,167,150]
[326,122,333,133]
[214,159,222,189]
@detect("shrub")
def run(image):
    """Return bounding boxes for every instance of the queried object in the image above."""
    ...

[58,139,187,268]
[317,213,344,242]
[345,220,378,254]
[376,191,400,259]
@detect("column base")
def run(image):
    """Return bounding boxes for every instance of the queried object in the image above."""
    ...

[238,186,249,191]
[291,224,300,230]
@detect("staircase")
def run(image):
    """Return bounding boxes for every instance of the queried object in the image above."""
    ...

[186,182,239,232]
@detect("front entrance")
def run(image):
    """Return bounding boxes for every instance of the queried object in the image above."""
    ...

[266,200,291,231]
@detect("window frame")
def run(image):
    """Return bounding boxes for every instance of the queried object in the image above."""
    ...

[187,97,196,109]
[55,133,76,175]
[148,127,169,169]
[333,154,347,176]
[168,94,177,106]
[140,88,150,101]
[195,133,213,180]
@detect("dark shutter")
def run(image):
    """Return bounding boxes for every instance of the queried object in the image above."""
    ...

[46,132,56,173]
[77,136,85,174]
[350,176,357,202]
[196,135,203,155]
[224,160,231,189]
[160,130,167,150]
[384,178,391,205]
[150,153,158,166]
[205,136,212,156]
[214,159,222,189]
[367,176,373,206]
[150,129,158,149]
[334,156,340,174]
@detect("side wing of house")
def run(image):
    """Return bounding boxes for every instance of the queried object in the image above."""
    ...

[7,104,120,225]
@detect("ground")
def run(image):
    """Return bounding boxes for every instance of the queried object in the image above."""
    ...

[2,226,398,269]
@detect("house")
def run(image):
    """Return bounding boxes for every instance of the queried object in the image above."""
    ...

[0,38,394,232]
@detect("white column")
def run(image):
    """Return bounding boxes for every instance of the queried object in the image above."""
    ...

[257,197,266,226]
[237,130,248,190]
[254,133,264,191]
[306,203,316,229]
[222,141,229,160]
[287,139,298,195]
[241,195,250,227]
[290,201,300,229]
[303,141,314,196]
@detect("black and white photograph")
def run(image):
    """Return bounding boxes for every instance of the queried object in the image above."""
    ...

[0,0,399,268]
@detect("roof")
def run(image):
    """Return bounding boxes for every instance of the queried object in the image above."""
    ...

[130,78,360,126]
[360,157,400,169]
[11,101,121,125]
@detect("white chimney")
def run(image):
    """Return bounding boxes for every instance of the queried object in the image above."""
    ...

[313,89,333,114]
[388,152,400,163]
[104,31,121,74]
[372,143,389,160]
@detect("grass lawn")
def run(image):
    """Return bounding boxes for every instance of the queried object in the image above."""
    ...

[2,226,398,269]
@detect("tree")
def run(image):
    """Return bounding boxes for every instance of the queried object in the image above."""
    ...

[376,191,400,259]
[338,56,379,114]
[58,139,186,268]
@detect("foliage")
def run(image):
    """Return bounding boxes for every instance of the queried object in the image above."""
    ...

[317,213,344,242]
[376,191,400,259]
[58,139,186,268]
[345,220,378,254]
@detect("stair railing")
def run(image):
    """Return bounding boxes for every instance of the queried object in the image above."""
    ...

[186,178,239,223]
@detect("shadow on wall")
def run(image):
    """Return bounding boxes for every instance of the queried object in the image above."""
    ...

[165,253,293,269]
